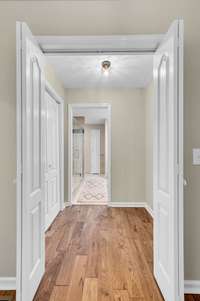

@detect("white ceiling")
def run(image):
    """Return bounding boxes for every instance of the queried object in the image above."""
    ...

[47,54,153,89]
[73,107,108,124]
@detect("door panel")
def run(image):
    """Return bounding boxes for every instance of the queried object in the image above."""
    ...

[158,55,169,193]
[45,91,60,230]
[31,58,41,190]
[153,20,184,301]
[91,129,100,174]
[21,22,45,301]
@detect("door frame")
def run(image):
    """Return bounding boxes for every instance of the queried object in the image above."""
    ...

[16,22,184,301]
[68,103,111,205]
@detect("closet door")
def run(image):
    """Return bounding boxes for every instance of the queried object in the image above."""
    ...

[45,91,60,230]
[20,22,45,301]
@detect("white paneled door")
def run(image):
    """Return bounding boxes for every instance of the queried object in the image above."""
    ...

[44,91,60,230]
[90,129,100,174]
[153,20,184,301]
[20,23,45,301]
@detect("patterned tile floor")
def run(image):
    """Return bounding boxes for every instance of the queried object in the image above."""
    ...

[77,174,108,204]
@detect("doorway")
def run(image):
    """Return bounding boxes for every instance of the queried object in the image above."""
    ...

[68,103,111,205]
[16,20,184,301]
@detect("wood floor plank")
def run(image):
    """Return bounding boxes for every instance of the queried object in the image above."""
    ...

[33,252,65,301]
[86,238,99,278]
[55,250,76,286]
[56,221,84,286]
[98,236,114,301]
[65,255,87,301]
[49,286,69,301]
[82,278,98,301]
[113,290,130,301]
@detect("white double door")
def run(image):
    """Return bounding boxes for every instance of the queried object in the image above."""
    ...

[44,91,60,230]
[19,20,183,301]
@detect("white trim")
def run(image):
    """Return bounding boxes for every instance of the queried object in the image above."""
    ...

[178,19,185,301]
[45,81,65,213]
[109,202,147,208]
[16,21,22,301]
[73,202,108,206]
[109,202,154,218]
[68,103,112,206]
[68,104,73,205]
[145,205,154,218]
[184,280,200,294]
[37,34,163,54]
[63,202,71,209]
[0,277,16,290]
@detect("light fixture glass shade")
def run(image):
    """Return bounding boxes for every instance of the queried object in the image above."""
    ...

[102,60,111,76]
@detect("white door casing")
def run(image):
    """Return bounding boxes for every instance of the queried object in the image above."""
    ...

[153,20,184,301]
[44,91,60,230]
[21,23,45,301]
[16,23,184,301]
[90,129,100,174]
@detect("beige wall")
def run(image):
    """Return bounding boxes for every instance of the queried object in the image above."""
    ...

[0,0,199,281]
[144,81,154,210]
[84,124,105,175]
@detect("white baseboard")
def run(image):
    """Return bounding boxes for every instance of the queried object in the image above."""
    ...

[72,202,108,206]
[109,202,147,208]
[145,205,154,218]
[108,202,154,218]
[64,201,155,218]
[0,277,16,290]
[184,280,200,294]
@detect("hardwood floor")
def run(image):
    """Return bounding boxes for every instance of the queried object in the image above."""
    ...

[0,290,16,300]
[0,206,199,300]
[35,206,163,301]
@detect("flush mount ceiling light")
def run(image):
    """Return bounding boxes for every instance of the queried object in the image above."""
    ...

[101,60,111,76]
